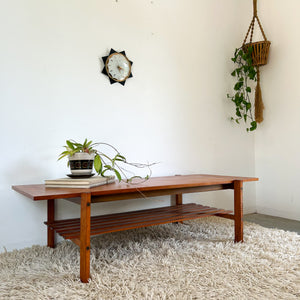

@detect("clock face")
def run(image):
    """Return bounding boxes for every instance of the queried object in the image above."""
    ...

[102,49,133,85]
[106,53,131,82]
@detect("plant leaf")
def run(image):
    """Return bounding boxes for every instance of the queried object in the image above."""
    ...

[250,121,257,131]
[66,140,74,150]
[113,169,122,182]
[86,140,92,148]
[234,82,243,91]
[94,155,102,174]
[236,108,241,117]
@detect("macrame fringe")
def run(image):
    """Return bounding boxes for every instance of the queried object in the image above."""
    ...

[255,67,264,123]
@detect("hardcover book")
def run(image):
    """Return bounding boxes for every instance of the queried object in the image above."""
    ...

[45,175,115,188]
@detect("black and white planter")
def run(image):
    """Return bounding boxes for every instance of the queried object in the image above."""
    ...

[69,152,95,175]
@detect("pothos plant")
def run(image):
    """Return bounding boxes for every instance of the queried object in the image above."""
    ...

[58,139,155,183]
[227,46,257,131]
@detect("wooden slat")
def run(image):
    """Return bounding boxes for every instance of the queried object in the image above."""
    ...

[45,204,232,240]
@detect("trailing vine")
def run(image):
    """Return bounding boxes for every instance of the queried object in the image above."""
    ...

[227,46,257,131]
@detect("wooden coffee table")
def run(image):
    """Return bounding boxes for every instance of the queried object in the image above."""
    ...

[12,174,258,283]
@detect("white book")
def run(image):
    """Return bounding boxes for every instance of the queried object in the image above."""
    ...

[45,179,115,189]
[45,175,115,188]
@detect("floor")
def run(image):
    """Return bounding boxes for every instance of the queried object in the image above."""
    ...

[244,213,300,234]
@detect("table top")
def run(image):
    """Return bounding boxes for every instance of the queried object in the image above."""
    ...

[12,174,258,201]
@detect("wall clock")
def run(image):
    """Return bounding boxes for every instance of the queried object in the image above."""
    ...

[102,49,133,85]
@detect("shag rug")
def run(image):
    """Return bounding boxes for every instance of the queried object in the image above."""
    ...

[0,217,299,300]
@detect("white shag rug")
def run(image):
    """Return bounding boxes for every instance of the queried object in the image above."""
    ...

[0,217,299,300]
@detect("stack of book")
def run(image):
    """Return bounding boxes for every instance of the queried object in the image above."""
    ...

[45,175,115,188]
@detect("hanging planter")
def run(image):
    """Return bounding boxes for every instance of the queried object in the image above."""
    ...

[242,0,271,68]
[228,0,271,130]
[243,40,270,67]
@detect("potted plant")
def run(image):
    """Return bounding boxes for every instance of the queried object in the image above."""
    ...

[228,0,271,130]
[58,139,154,182]
[227,46,258,132]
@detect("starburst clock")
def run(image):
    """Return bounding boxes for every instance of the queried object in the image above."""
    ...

[102,49,133,85]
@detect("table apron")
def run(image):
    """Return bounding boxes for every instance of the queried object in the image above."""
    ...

[64,183,234,205]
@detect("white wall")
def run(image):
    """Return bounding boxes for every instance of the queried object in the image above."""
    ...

[254,0,300,221]
[0,0,256,252]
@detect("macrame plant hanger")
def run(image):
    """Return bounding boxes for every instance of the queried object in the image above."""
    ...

[242,0,271,123]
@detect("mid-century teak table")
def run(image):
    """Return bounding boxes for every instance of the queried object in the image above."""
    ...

[12,174,258,283]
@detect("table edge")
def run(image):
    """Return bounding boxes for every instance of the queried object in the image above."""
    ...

[12,174,258,201]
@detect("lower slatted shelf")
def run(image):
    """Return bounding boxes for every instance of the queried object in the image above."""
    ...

[44,203,232,240]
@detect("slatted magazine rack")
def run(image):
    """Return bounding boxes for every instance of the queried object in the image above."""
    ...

[45,203,231,240]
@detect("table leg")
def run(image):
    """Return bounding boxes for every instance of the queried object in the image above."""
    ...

[174,194,183,224]
[80,193,91,283]
[175,194,183,205]
[47,199,56,248]
[234,180,243,243]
